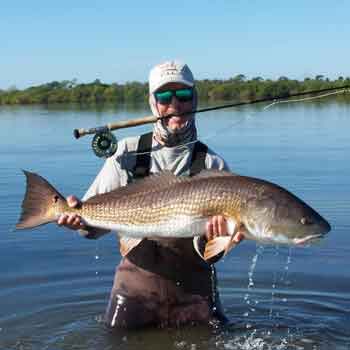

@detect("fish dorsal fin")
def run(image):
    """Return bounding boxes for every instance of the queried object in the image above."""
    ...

[84,171,188,204]
[119,237,143,257]
[193,169,237,179]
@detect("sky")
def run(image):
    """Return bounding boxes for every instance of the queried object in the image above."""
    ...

[1,0,350,89]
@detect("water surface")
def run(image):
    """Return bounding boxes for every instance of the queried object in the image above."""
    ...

[0,101,349,349]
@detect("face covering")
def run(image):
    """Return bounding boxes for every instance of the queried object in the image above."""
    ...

[149,88,198,147]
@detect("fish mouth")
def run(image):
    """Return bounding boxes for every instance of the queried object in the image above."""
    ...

[293,234,324,245]
[294,218,331,245]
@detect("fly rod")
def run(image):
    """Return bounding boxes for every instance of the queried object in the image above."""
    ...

[73,85,349,157]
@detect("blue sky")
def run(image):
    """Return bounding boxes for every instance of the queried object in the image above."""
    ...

[1,0,349,89]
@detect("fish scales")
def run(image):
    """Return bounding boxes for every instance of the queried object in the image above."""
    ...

[16,170,331,249]
[81,177,242,226]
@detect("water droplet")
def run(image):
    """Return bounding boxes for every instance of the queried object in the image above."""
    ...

[175,340,187,349]
[95,255,99,260]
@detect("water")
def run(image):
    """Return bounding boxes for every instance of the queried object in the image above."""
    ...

[0,101,349,349]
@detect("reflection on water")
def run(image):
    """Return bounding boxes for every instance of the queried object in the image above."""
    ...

[0,101,349,349]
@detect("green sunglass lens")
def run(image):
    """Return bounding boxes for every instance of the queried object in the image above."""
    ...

[175,88,193,101]
[155,88,193,104]
[155,91,173,103]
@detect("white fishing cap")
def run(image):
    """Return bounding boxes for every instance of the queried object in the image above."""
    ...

[149,61,195,94]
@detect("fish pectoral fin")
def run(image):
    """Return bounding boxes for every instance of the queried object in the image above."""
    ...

[226,217,237,236]
[193,218,245,262]
[221,217,241,255]
[223,223,248,256]
[223,233,241,256]
[119,237,143,257]
[203,236,232,261]
[202,220,246,261]
[203,233,244,261]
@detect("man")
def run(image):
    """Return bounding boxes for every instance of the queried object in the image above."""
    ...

[58,61,243,328]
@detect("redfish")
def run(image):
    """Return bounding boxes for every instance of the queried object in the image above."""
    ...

[16,170,331,260]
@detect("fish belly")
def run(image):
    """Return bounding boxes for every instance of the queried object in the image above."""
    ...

[84,215,209,239]
[244,230,297,245]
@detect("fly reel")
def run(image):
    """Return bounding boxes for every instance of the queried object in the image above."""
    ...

[91,130,118,158]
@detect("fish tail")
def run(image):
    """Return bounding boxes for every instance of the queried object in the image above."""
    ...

[16,170,65,230]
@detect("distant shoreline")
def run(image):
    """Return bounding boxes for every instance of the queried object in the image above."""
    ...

[1,76,349,105]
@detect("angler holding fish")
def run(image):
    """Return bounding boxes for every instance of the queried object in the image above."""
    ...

[22,61,242,328]
[17,61,330,329]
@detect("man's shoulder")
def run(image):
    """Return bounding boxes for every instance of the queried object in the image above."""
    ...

[117,132,154,154]
[117,135,142,153]
[112,133,153,173]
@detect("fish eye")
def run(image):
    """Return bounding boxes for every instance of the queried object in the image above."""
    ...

[53,195,59,203]
[301,217,313,225]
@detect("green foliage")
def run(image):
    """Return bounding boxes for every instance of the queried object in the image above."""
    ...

[0,76,349,106]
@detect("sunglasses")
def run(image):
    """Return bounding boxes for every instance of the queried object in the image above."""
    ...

[154,88,193,104]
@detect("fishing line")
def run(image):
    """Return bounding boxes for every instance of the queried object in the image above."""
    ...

[120,86,349,159]
[75,85,350,158]
[182,85,350,116]
[202,87,349,145]
[263,88,349,110]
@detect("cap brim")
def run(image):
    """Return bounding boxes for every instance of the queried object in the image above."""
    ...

[151,77,194,93]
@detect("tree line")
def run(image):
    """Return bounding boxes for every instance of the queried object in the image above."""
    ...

[1,75,349,105]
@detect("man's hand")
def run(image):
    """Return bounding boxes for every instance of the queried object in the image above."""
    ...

[205,215,228,241]
[57,195,86,230]
[205,215,245,243]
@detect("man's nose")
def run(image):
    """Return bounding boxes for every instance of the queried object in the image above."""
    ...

[169,95,181,108]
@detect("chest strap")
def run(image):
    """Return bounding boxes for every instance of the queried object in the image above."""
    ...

[189,141,208,176]
[133,132,153,179]
[132,132,208,179]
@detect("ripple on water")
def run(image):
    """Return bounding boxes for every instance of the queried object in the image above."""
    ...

[1,305,349,350]
[1,103,350,349]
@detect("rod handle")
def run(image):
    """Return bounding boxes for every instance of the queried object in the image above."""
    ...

[73,115,158,139]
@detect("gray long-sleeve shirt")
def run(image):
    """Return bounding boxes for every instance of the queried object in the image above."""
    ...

[80,134,229,239]
[83,134,231,327]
